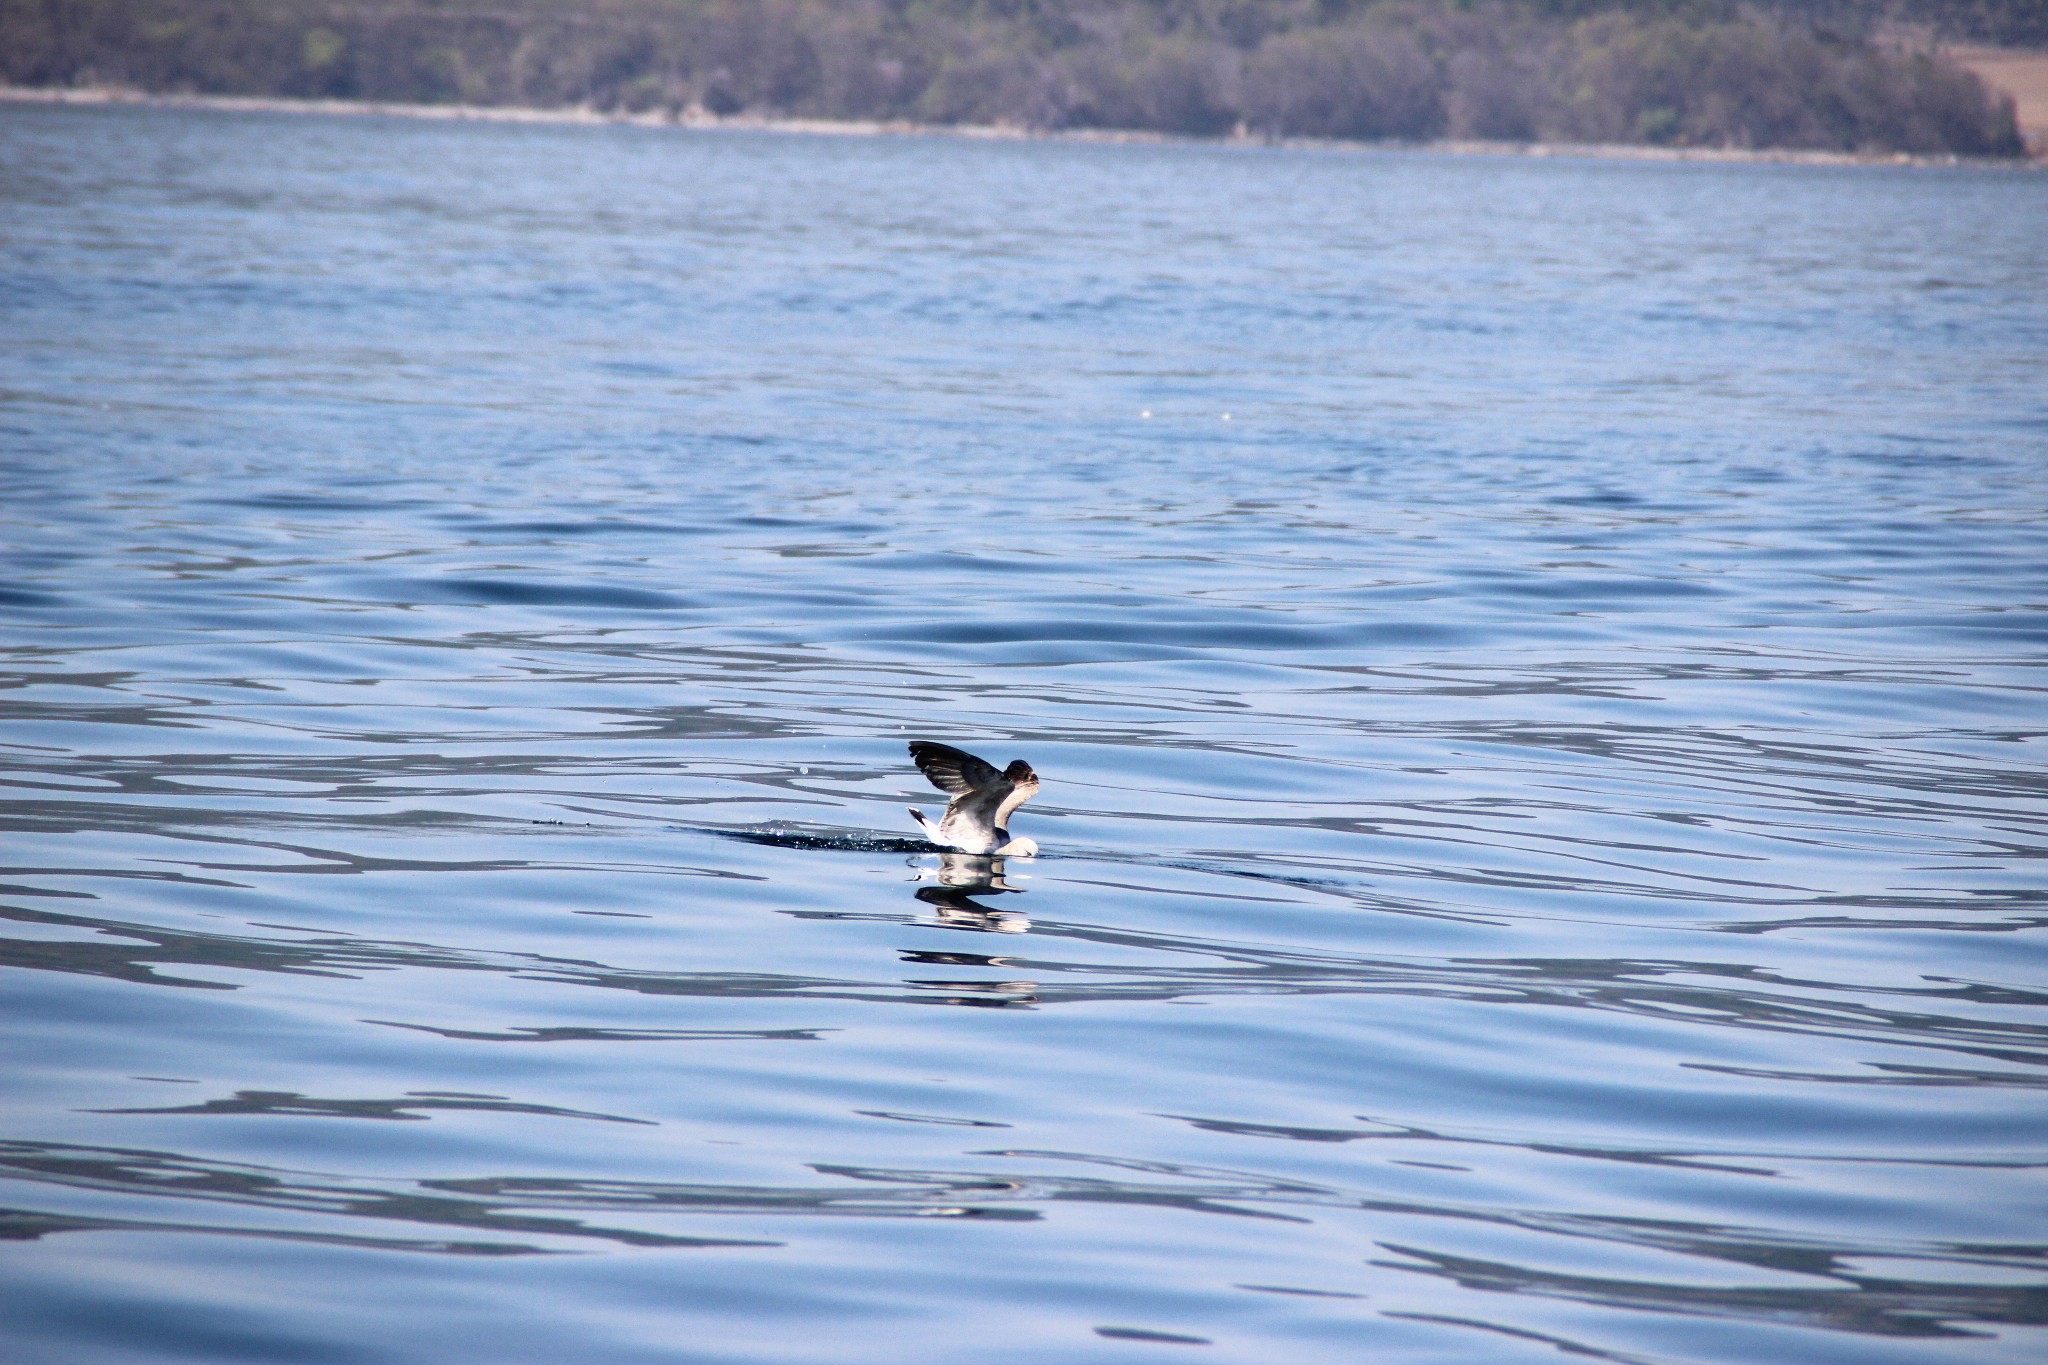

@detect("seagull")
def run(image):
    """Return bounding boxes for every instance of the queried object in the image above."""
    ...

[906,740,1040,856]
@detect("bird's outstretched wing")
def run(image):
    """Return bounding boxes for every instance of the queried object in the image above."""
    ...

[908,741,1003,794]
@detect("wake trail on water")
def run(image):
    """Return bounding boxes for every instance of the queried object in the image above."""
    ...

[685,822,946,855]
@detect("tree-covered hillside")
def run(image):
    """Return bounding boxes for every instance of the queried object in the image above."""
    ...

[0,1,2026,155]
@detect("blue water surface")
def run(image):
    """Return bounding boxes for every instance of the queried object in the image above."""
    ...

[2,102,2046,1363]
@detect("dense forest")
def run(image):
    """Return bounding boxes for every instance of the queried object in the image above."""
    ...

[0,1,2028,155]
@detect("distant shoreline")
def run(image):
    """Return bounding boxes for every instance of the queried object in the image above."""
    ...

[5,83,2039,170]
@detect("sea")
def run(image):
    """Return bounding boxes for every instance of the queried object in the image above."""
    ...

[2,101,2045,1364]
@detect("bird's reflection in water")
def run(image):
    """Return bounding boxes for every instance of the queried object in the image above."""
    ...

[913,853,1031,936]
[906,854,1038,1003]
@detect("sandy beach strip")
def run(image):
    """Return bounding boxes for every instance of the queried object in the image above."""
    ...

[3,82,2038,169]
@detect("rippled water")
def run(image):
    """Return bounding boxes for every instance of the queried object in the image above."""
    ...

[3,103,2047,1363]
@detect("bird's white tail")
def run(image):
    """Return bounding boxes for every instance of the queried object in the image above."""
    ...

[908,808,936,838]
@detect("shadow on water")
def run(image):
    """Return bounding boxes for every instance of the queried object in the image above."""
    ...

[3,899,2044,1064]
[86,1089,655,1125]
[10,777,2040,935]
[2,1137,2042,1338]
